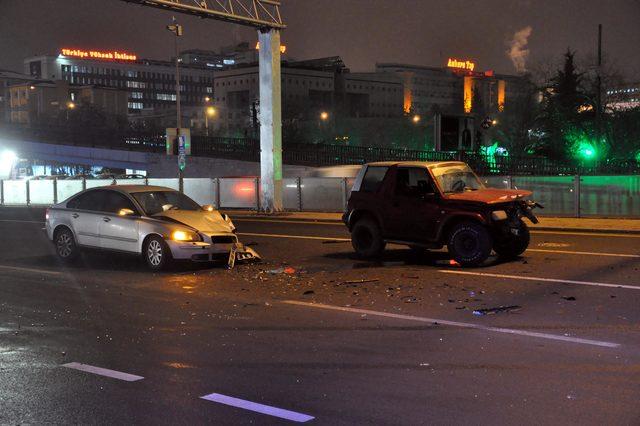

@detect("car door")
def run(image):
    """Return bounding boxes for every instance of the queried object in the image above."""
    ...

[385,167,441,242]
[66,189,107,248]
[98,190,140,253]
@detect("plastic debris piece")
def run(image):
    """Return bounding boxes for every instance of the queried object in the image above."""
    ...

[303,290,315,295]
[402,296,418,303]
[562,296,576,301]
[228,243,261,269]
[449,259,460,266]
[472,305,522,316]
[284,267,296,274]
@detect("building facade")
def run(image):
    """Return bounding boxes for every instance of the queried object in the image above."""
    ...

[24,48,214,121]
[8,80,128,125]
[0,69,35,122]
[210,57,403,135]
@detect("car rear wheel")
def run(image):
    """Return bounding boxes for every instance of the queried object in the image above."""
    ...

[447,222,492,267]
[143,236,172,271]
[351,218,385,258]
[494,219,530,258]
[55,227,78,261]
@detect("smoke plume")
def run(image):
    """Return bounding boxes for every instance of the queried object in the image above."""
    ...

[507,26,532,73]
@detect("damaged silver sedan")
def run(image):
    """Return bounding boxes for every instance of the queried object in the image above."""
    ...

[45,185,259,270]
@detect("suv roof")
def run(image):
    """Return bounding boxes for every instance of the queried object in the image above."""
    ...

[366,161,467,169]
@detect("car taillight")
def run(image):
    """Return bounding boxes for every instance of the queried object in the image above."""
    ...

[45,208,50,221]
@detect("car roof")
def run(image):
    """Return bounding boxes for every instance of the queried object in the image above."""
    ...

[100,185,176,194]
[366,161,467,169]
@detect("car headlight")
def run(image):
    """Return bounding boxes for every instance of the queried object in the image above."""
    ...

[171,230,200,242]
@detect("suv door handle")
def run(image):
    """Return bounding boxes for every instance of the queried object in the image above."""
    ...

[102,217,111,222]
[71,213,79,219]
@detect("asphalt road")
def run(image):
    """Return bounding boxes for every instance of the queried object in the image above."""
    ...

[1,207,640,425]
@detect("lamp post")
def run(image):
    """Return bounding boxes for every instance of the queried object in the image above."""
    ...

[205,106,216,136]
[66,101,75,121]
[166,17,184,188]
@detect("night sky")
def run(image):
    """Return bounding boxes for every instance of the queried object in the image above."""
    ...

[1,0,639,78]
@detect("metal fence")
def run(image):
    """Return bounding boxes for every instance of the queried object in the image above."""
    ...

[2,175,639,218]
[4,124,640,176]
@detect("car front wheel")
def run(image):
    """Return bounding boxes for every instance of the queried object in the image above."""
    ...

[447,222,492,267]
[143,236,172,271]
[351,218,385,259]
[55,227,78,261]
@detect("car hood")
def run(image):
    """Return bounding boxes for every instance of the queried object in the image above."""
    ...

[445,188,532,204]
[153,210,234,234]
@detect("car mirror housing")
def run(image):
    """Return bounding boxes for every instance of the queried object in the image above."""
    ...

[118,208,135,216]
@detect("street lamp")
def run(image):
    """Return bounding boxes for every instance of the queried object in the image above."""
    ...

[205,106,216,136]
[320,111,329,121]
[166,17,184,189]
[412,114,421,123]
[66,101,75,120]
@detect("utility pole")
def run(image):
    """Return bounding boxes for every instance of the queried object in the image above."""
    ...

[167,17,184,189]
[596,24,602,143]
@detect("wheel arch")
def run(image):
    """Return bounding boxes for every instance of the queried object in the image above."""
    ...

[140,232,166,254]
[53,224,76,242]
[347,209,382,232]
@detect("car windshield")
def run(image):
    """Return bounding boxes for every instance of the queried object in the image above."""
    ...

[431,164,485,193]
[132,191,201,215]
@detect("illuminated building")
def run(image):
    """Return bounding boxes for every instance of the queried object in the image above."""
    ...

[606,83,640,111]
[0,68,34,122]
[24,49,215,116]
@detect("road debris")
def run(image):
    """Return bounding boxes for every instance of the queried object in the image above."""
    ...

[227,243,261,269]
[342,278,380,285]
[402,296,419,303]
[562,296,576,301]
[266,266,297,275]
[303,290,315,296]
[472,305,522,316]
[322,240,349,244]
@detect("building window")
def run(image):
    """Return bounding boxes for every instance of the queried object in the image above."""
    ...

[128,102,143,109]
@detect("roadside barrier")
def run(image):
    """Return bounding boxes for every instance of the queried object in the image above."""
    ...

[1,175,639,218]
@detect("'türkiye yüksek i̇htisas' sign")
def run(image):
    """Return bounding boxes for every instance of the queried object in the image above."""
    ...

[60,48,137,61]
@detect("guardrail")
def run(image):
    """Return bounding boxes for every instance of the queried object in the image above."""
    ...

[1,175,639,218]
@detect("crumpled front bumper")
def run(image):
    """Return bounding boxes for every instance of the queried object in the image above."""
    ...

[166,233,238,261]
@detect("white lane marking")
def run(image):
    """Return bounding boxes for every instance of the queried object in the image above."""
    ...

[531,230,640,239]
[283,300,620,349]
[233,218,341,226]
[201,393,315,423]
[240,233,638,258]
[527,248,640,258]
[440,270,640,291]
[62,362,144,381]
[0,219,45,224]
[238,232,350,242]
[0,265,61,276]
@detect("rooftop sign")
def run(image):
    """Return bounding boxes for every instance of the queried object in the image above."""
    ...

[60,48,138,61]
[447,58,476,72]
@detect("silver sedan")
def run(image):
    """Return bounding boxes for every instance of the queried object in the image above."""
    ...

[45,185,239,270]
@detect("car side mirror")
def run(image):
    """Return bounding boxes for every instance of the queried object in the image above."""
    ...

[118,208,135,216]
[202,204,215,212]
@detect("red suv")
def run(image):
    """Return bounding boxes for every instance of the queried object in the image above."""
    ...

[343,161,542,266]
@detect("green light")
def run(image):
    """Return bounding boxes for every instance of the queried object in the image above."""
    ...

[571,139,598,161]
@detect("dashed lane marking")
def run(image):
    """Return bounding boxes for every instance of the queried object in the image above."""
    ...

[201,393,315,423]
[62,362,144,382]
[0,265,62,276]
[439,270,640,291]
[282,300,620,349]
[527,248,640,258]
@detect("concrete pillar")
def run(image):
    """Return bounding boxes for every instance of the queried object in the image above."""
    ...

[258,28,283,212]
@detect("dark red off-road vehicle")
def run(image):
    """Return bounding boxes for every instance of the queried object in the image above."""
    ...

[342,161,542,266]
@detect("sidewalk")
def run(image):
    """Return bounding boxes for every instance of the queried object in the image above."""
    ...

[229,210,640,234]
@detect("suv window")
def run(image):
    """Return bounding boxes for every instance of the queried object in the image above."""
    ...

[360,167,388,192]
[395,168,435,198]
[67,189,109,212]
[102,191,137,215]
